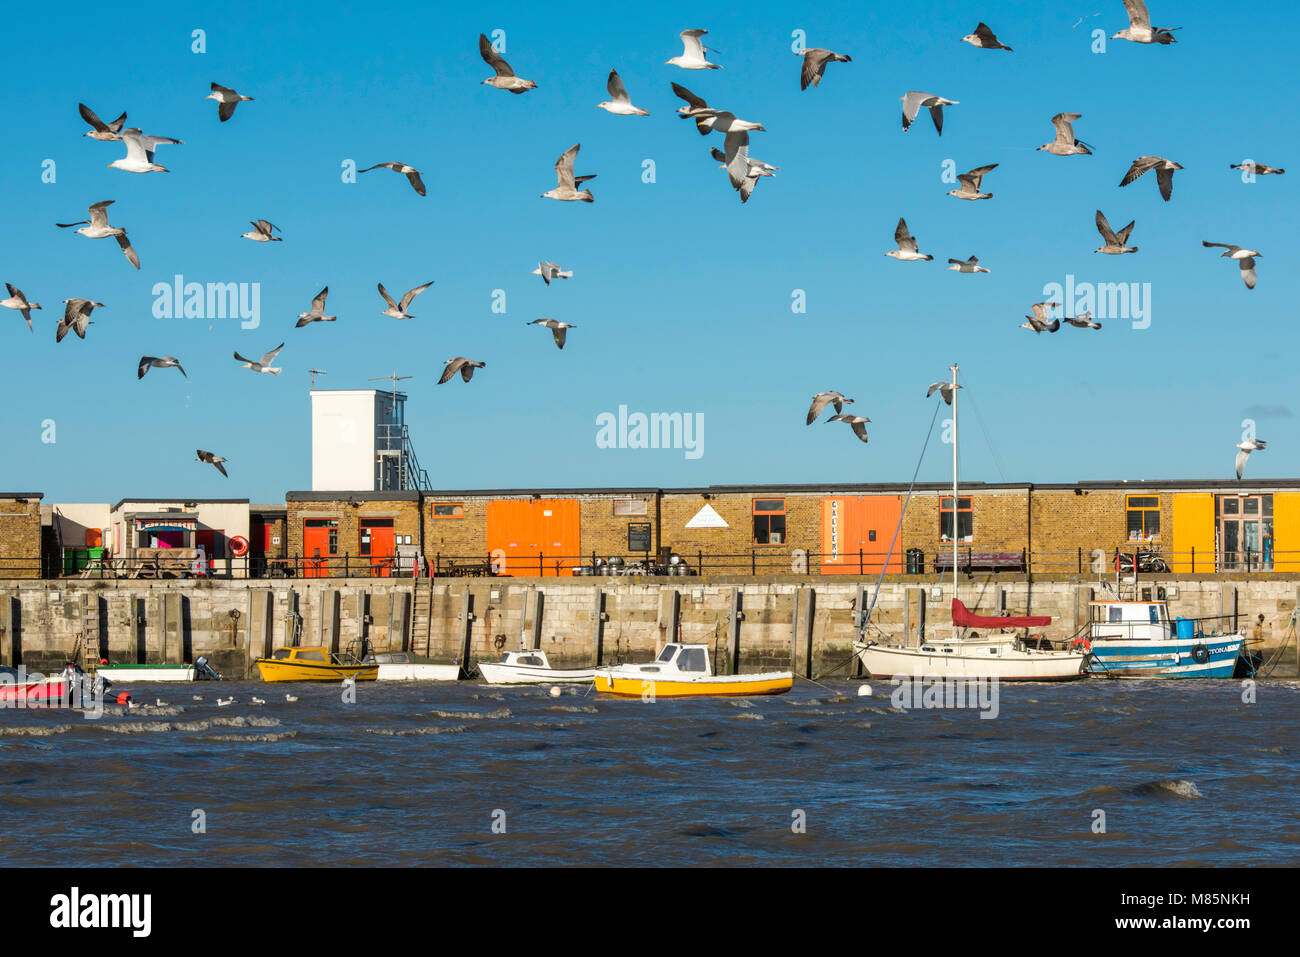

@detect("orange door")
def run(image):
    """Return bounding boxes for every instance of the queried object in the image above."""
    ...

[821,496,902,574]
[361,520,396,577]
[303,520,335,578]
[487,499,580,576]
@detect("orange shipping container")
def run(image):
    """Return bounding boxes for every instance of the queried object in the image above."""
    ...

[820,496,902,574]
[487,499,580,576]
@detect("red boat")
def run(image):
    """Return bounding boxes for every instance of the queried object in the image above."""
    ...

[0,666,131,707]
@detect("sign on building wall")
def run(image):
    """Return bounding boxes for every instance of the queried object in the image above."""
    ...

[628,522,652,552]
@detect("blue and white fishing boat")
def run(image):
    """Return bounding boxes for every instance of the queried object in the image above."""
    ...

[1082,599,1245,678]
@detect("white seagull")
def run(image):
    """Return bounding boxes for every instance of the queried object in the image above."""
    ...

[885,218,933,261]
[947,256,989,274]
[207,82,254,121]
[241,219,282,242]
[710,143,777,203]
[56,299,102,342]
[358,162,426,196]
[827,414,870,443]
[2,284,41,332]
[1095,210,1138,254]
[78,103,127,141]
[948,164,997,200]
[479,33,537,93]
[1202,242,1261,289]
[296,287,336,327]
[438,357,486,383]
[1038,113,1092,155]
[1113,0,1179,44]
[667,29,721,70]
[597,69,649,115]
[926,382,962,405]
[138,355,187,379]
[542,144,595,202]
[527,318,577,349]
[56,200,139,269]
[531,262,573,285]
[234,342,285,374]
[1235,439,1266,480]
[671,83,717,135]
[1021,301,1061,333]
[1119,156,1183,201]
[378,280,434,318]
[901,92,958,135]
[108,128,182,173]
[807,391,855,424]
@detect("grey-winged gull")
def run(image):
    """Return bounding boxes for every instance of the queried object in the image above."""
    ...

[438,357,486,383]
[1119,156,1182,200]
[886,218,933,261]
[1095,210,1138,254]
[827,414,870,443]
[138,355,187,379]
[901,92,958,135]
[1202,242,1261,289]
[542,144,595,202]
[807,391,855,425]
[359,162,426,196]
[961,23,1012,50]
[1039,113,1092,155]
[1113,0,1179,44]
[479,33,537,92]
[56,200,139,269]
[2,284,41,332]
[926,382,962,404]
[242,220,282,242]
[527,318,577,350]
[196,450,229,478]
[378,280,433,318]
[296,287,336,327]
[207,83,254,121]
[667,29,721,70]
[598,69,649,115]
[1062,312,1102,330]
[1021,301,1061,333]
[799,48,851,90]
[108,128,182,173]
[79,103,127,141]
[948,164,997,200]
[1235,439,1265,479]
[234,342,284,374]
[947,256,989,274]
[56,299,102,342]
[532,262,573,284]
[1230,161,1284,176]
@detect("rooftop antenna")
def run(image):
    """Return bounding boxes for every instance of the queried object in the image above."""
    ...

[369,373,415,491]
[308,368,328,389]
[369,373,412,410]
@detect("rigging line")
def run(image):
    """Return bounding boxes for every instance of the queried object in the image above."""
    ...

[860,402,943,639]
[962,377,1010,485]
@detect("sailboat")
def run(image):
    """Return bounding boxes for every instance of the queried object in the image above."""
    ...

[853,363,1088,681]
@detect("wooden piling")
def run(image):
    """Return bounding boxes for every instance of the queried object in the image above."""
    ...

[727,587,742,675]
[591,588,606,667]
[530,591,545,650]
[458,590,474,671]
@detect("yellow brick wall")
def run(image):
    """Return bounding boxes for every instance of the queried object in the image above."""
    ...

[286,498,420,574]
[0,496,42,579]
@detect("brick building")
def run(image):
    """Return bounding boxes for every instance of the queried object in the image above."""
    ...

[0,493,43,579]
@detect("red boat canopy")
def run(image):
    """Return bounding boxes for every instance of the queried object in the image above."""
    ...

[951,599,1051,629]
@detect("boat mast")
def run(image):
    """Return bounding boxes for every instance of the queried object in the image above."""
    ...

[951,362,959,638]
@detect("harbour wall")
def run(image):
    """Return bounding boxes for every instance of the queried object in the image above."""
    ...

[1,577,1297,679]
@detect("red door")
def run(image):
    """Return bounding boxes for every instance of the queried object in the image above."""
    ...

[360,519,396,577]
[195,529,224,575]
[303,520,336,578]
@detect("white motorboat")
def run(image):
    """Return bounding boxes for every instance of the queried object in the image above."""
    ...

[371,652,462,681]
[94,663,197,682]
[477,649,595,685]
[594,643,793,697]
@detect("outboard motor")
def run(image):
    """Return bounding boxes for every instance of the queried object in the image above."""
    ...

[194,656,224,681]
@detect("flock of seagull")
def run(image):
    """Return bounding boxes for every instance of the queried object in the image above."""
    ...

[0,2,1284,483]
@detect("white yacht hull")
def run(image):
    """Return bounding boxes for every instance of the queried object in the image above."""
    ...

[477,663,595,685]
[376,662,462,681]
[855,641,1087,681]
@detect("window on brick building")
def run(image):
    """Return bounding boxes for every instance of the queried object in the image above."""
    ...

[753,499,786,544]
[431,503,464,518]
[613,498,648,517]
[1126,496,1160,541]
[939,497,973,543]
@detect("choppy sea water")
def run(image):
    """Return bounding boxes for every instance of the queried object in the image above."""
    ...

[1,678,1297,866]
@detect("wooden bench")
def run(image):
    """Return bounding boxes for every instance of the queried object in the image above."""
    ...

[933,550,1026,573]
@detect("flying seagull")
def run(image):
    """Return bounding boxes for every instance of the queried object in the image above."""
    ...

[108,128,182,173]
[667,29,721,70]
[1230,161,1285,176]
[948,164,997,200]
[234,342,284,374]
[1235,439,1265,480]
[438,357,486,383]
[527,318,577,350]
[961,23,1012,50]
[710,144,777,203]
[207,82,254,121]
[56,299,102,342]
[1062,311,1102,330]
[885,218,933,261]
[1039,113,1092,155]
[542,143,596,202]
[799,48,852,90]
[196,449,229,478]
[296,287,336,327]
[56,200,139,269]
[531,262,573,285]
[1202,242,1261,289]
[358,162,426,196]
[671,83,717,135]
[2,284,41,332]
[138,355,187,379]
[947,256,989,274]
[1021,301,1061,333]
[597,69,649,115]
[827,414,870,443]
[1119,156,1182,200]
[1113,0,1179,44]
[378,280,434,318]
[1095,210,1138,254]
[78,103,127,141]
[901,92,958,135]
[241,219,282,242]
[479,33,537,93]
[689,110,766,135]
[926,382,962,405]
[807,391,855,425]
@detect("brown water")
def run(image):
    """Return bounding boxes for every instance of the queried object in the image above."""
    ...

[1,678,1297,866]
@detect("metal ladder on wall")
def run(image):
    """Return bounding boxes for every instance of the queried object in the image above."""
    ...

[76,594,101,673]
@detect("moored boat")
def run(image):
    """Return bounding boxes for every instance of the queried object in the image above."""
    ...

[95,663,197,682]
[594,643,793,697]
[477,649,594,685]
[255,646,378,682]
[1083,599,1245,678]
[371,652,462,681]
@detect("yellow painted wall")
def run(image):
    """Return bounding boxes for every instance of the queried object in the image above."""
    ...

[1170,493,1215,573]
[1273,492,1300,573]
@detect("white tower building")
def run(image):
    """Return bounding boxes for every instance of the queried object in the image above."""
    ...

[310,389,428,492]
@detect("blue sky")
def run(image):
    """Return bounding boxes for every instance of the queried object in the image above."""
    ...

[1,0,1295,503]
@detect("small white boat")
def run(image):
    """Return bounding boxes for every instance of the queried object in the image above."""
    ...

[371,652,462,681]
[477,649,595,685]
[95,663,197,682]
[594,643,793,697]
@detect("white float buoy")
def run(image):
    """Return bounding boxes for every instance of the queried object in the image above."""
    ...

[549,686,562,698]
[857,684,873,697]
[285,694,298,703]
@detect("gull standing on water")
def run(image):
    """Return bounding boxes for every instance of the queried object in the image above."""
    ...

[806,391,855,425]
[138,355,187,379]
[296,287,336,327]
[597,70,649,115]
[531,262,573,285]
[56,299,102,342]
[377,280,434,318]
[667,29,721,70]
[358,162,426,196]
[438,357,486,383]
[479,33,537,92]
[961,23,1012,50]
[542,144,596,202]
[241,220,282,242]
[78,103,127,141]
[947,256,989,274]
[885,218,933,261]
[56,200,139,269]
[207,83,254,121]
[927,382,962,404]
[1095,210,1138,254]
[827,414,870,443]
[901,92,958,135]
[108,128,182,173]
[1119,156,1182,200]
[196,450,229,478]
[1038,113,1092,155]
[2,284,41,331]
[1113,0,1179,44]
[1235,439,1266,480]
[799,48,851,90]
[1202,242,1262,289]
[527,318,577,350]
[948,164,997,200]
[234,342,284,374]
[1021,301,1061,333]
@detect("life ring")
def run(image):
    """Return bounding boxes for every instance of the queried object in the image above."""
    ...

[1191,643,1210,665]
[1072,636,1092,654]
[229,536,249,557]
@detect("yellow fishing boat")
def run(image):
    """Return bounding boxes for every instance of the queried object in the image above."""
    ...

[594,643,793,698]
[255,646,378,682]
